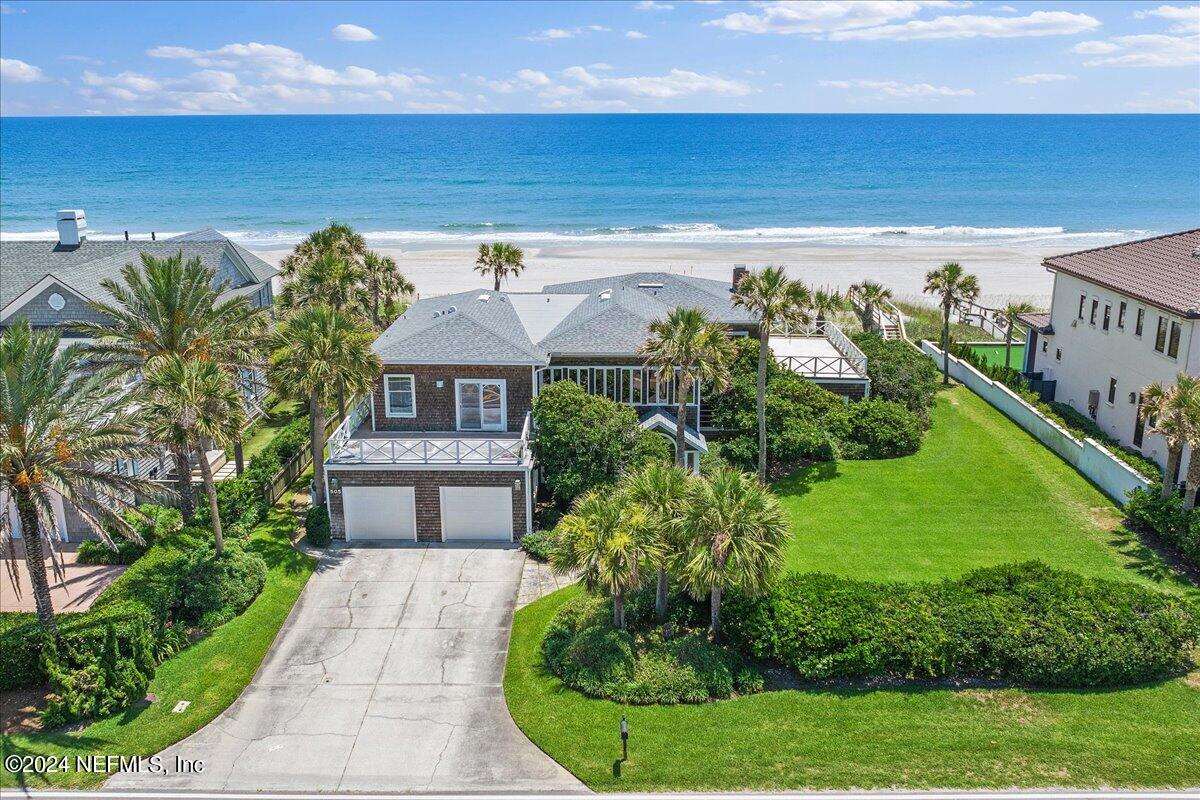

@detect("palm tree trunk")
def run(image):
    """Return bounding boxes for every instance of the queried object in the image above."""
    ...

[756,329,769,482]
[1183,448,1199,510]
[337,382,346,422]
[173,444,195,522]
[863,301,874,333]
[1163,446,1182,498]
[941,304,951,386]
[710,586,722,643]
[311,394,327,508]
[1004,328,1013,370]
[675,374,689,471]
[196,437,224,555]
[234,440,244,476]
[655,567,668,625]
[493,272,501,292]
[614,589,625,630]
[14,489,57,637]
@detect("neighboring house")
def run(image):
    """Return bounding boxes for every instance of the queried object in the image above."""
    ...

[1021,229,1199,482]
[1,210,278,540]
[324,270,871,543]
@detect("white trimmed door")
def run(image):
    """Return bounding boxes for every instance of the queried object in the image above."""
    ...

[439,486,513,541]
[343,486,416,540]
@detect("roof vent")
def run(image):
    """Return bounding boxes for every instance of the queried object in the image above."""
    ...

[637,282,664,289]
[477,293,492,302]
[446,305,457,314]
[1192,247,1200,258]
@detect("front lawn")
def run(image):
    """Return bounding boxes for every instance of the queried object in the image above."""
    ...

[241,397,305,463]
[1,486,315,790]
[505,387,1200,791]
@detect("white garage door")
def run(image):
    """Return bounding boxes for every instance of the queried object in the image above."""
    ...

[440,486,513,541]
[343,486,416,540]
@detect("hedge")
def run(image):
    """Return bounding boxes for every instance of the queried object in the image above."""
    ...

[1125,488,1200,569]
[851,332,940,425]
[723,561,1199,688]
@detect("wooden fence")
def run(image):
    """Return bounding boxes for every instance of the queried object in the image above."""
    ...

[262,416,340,506]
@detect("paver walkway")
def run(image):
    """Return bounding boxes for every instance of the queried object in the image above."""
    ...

[108,544,585,793]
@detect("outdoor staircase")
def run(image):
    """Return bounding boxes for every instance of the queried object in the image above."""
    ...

[880,322,902,341]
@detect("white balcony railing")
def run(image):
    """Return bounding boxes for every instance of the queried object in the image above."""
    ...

[769,320,869,379]
[326,397,531,466]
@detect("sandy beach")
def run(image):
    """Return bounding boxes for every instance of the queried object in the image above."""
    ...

[253,242,1059,308]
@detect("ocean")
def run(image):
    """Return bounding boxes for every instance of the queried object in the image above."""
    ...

[1,114,1197,249]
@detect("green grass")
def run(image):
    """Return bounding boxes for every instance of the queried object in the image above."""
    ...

[504,387,1200,791]
[894,301,998,344]
[241,397,305,463]
[1,486,316,790]
[968,342,1025,371]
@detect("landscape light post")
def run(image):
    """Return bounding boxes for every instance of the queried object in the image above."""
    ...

[620,715,628,762]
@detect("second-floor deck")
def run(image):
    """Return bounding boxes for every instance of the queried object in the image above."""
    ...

[770,320,869,380]
[326,397,532,467]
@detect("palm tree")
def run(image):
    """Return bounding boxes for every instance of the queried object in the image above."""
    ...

[549,490,661,629]
[279,222,367,282]
[71,252,266,521]
[267,306,381,507]
[363,250,415,329]
[852,280,893,333]
[679,467,789,642]
[1143,375,1200,501]
[810,288,845,325]
[997,301,1036,369]
[641,307,735,475]
[1,321,158,635]
[733,267,812,481]
[923,262,980,385]
[142,356,247,554]
[620,461,693,624]
[474,242,525,292]
[278,252,368,318]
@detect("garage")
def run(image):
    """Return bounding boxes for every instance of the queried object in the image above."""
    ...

[440,486,514,541]
[342,486,416,540]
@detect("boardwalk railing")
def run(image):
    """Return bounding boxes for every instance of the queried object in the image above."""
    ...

[770,320,868,378]
[846,286,908,341]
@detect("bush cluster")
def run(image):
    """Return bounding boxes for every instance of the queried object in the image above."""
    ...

[304,503,331,548]
[1125,488,1200,569]
[841,398,924,459]
[851,333,940,425]
[519,528,554,561]
[542,588,762,705]
[722,562,1199,688]
[532,381,671,506]
[0,517,268,726]
[76,504,182,566]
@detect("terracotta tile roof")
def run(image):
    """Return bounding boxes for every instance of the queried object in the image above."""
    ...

[1016,311,1053,334]
[1043,229,1200,318]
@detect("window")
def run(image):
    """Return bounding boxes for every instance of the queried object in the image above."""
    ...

[1168,321,1181,358]
[1107,377,1117,405]
[1042,340,1048,353]
[1102,304,1111,332]
[1155,316,1168,353]
[1135,308,1145,337]
[1055,348,1062,362]
[1117,302,1127,329]
[1089,299,1098,325]
[1078,294,1086,319]
[384,374,416,417]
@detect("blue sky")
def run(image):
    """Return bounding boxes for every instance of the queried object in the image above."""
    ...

[1,1,1197,115]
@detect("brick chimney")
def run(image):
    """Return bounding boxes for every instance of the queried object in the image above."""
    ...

[732,264,749,290]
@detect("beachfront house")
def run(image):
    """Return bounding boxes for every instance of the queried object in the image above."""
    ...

[323,270,871,542]
[0,210,278,539]
[1020,230,1199,483]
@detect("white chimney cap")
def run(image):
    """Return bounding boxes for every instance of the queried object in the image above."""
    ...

[56,209,86,221]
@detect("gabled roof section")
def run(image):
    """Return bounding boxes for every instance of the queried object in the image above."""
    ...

[542,272,757,325]
[1043,229,1200,318]
[372,290,547,365]
[639,410,708,452]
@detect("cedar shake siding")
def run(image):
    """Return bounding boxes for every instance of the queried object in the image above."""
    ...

[326,467,528,542]
[372,364,534,432]
[815,381,868,401]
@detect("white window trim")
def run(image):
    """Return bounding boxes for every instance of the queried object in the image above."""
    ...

[455,378,508,432]
[384,374,417,418]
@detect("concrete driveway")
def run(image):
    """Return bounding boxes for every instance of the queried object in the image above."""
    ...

[108,544,585,793]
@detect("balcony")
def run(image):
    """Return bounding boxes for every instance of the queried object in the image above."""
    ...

[326,398,532,466]
[770,320,869,381]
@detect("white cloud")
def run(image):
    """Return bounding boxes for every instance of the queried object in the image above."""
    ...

[994,4,1017,12]
[516,68,553,86]
[332,23,379,42]
[0,3,26,13]
[526,24,611,41]
[1012,72,1076,84]
[1133,5,1200,35]
[61,55,105,65]
[1126,88,1200,111]
[819,78,974,97]
[1075,33,1200,67]
[705,2,1099,41]
[626,30,650,38]
[635,1,675,10]
[0,57,45,82]
[560,65,752,99]
[831,10,1101,41]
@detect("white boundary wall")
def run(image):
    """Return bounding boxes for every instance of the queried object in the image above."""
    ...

[921,341,1151,506]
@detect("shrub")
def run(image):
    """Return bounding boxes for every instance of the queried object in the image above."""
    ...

[178,541,268,630]
[531,381,645,506]
[851,333,940,425]
[0,612,43,690]
[75,503,182,565]
[629,429,674,470]
[304,503,331,548]
[723,562,1199,688]
[77,537,147,566]
[195,476,269,535]
[520,528,555,561]
[842,399,923,459]
[1125,488,1199,567]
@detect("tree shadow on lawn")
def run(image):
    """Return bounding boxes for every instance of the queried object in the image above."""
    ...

[772,461,840,499]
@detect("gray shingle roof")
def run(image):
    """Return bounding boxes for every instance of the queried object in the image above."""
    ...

[373,271,761,364]
[0,229,276,311]
[1043,230,1200,318]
